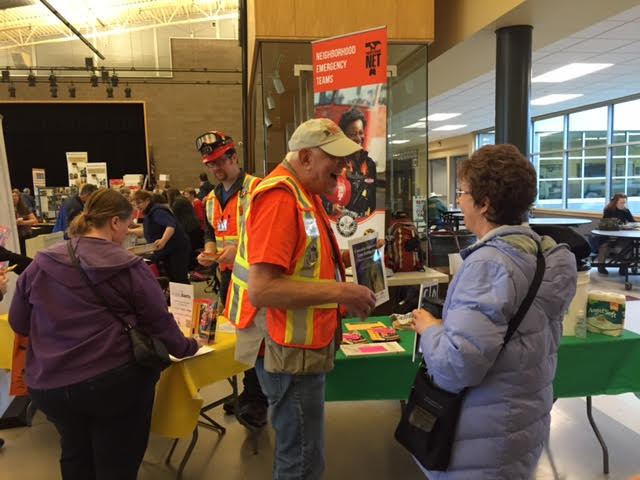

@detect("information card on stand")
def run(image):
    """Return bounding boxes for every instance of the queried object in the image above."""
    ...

[169,282,194,336]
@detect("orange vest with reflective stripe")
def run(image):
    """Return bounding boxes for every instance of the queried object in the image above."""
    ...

[205,173,259,271]
[225,163,345,349]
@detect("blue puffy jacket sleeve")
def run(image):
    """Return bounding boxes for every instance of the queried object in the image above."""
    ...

[420,258,516,393]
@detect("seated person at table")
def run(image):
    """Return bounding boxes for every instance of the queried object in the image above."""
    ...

[596,193,635,275]
[9,189,199,480]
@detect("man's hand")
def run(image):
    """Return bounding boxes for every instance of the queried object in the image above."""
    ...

[338,283,377,321]
[216,245,237,265]
[197,250,218,267]
[411,309,443,335]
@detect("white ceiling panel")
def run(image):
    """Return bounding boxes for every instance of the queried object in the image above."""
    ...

[426,4,640,147]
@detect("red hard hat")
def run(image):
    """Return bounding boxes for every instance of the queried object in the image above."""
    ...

[196,130,235,164]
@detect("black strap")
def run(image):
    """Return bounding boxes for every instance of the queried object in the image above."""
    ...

[66,239,133,332]
[502,246,545,348]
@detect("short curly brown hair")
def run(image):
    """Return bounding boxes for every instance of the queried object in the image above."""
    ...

[458,144,537,226]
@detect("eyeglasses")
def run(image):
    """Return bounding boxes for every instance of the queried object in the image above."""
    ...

[456,189,471,197]
[205,155,230,169]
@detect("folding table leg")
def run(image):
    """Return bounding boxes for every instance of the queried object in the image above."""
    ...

[176,427,199,480]
[586,396,609,474]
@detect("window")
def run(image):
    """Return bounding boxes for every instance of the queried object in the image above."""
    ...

[523,99,640,212]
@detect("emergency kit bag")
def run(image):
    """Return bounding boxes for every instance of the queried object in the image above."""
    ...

[387,220,425,272]
[67,240,171,371]
[395,246,545,470]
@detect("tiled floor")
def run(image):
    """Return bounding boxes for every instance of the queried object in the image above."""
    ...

[1,268,639,479]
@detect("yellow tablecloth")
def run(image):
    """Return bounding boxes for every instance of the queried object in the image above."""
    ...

[0,314,14,370]
[150,320,251,439]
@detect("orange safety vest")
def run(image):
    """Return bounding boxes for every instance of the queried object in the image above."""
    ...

[205,172,260,270]
[225,162,345,349]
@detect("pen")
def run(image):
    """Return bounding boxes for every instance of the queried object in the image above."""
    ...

[3,264,17,272]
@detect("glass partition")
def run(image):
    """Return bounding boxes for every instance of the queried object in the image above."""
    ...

[252,42,428,227]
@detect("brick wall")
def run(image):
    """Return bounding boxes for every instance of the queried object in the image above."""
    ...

[3,38,243,190]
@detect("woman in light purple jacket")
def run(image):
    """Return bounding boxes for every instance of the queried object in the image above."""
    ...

[413,145,577,479]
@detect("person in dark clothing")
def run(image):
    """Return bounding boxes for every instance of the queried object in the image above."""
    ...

[13,189,38,256]
[166,188,204,269]
[132,190,191,284]
[0,246,32,274]
[596,193,635,275]
[197,173,214,201]
[53,184,99,238]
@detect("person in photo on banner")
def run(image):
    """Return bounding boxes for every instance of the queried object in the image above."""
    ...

[322,107,377,218]
[226,118,376,480]
[8,189,199,480]
[194,130,268,428]
[411,145,577,480]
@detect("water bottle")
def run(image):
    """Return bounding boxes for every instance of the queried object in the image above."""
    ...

[575,309,587,339]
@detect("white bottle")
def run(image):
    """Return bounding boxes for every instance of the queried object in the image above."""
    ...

[575,309,587,339]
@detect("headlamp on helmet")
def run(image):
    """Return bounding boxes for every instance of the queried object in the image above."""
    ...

[196,130,235,164]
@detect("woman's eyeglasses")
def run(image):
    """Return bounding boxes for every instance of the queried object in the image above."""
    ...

[456,189,471,197]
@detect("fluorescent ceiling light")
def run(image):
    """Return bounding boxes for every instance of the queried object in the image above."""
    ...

[531,94,583,106]
[390,139,410,144]
[427,113,461,121]
[432,124,467,131]
[404,122,426,129]
[532,63,613,83]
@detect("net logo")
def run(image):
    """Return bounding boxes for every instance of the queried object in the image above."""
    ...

[365,41,382,76]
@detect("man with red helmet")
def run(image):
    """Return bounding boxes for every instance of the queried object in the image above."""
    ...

[195,130,267,427]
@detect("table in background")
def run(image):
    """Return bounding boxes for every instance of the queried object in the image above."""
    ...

[385,269,448,288]
[591,229,640,290]
[326,317,640,475]
[528,218,592,227]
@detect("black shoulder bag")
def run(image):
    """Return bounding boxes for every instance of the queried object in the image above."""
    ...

[67,240,172,371]
[394,247,545,471]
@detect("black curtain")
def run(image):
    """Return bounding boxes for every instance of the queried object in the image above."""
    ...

[1,102,147,189]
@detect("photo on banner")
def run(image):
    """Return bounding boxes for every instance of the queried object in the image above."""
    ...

[312,26,387,249]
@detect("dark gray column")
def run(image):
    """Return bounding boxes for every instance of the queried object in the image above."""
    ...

[495,25,532,156]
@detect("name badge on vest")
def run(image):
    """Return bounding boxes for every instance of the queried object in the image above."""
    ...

[303,217,319,239]
[217,218,229,232]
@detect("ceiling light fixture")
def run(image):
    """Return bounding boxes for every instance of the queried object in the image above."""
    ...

[432,124,467,131]
[8,83,15,97]
[532,63,613,83]
[106,86,114,98]
[404,122,426,129]
[27,71,36,87]
[531,93,583,106]
[90,73,98,87]
[427,113,461,121]
[68,84,76,98]
[101,68,109,83]
[50,86,58,98]
[48,71,57,87]
[124,85,132,98]
[111,71,119,87]
[1,69,9,83]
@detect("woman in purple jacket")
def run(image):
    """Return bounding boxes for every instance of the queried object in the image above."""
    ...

[413,145,577,479]
[9,189,199,480]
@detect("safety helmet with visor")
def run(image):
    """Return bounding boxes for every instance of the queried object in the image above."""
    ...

[196,130,235,165]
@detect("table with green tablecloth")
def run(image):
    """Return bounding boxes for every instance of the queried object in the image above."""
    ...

[327,317,640,474]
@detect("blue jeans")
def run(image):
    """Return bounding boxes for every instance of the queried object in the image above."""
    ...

[255,357,326,480]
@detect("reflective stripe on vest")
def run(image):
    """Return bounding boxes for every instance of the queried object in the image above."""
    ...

[226,166,339,349]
